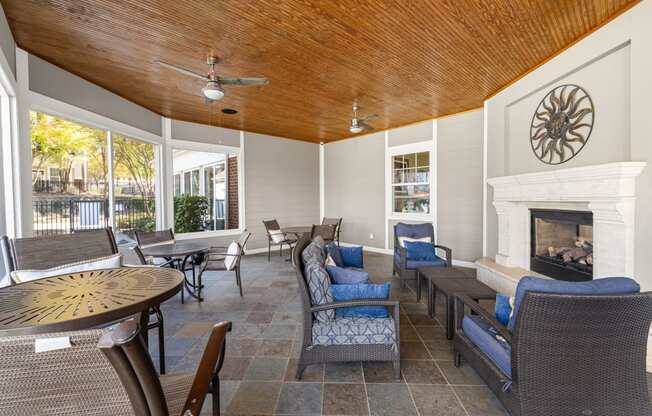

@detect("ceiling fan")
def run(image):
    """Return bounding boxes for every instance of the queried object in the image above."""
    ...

[349,103,378,134]
[154,55,268,102]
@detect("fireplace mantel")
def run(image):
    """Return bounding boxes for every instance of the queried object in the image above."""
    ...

[487,161,646,278]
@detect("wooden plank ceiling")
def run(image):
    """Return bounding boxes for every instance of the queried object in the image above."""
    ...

[1,0,637,143]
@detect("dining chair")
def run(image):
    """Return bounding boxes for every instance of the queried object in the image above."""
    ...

[197,233,250,297]
[1,228,119,272]
[135,228,178,267]
[99,318,232,416]
[321,217,342,245]
[262,219,297,261]
[237,228,251,255]
[310,224,336,242]
[132,245,173,373]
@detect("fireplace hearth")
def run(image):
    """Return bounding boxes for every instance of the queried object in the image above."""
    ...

[530,209,593,281]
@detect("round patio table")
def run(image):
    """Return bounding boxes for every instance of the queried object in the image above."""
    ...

[0,267,183,336]
[140,241,210,301]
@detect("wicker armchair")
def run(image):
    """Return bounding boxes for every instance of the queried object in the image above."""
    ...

[99,318,231,416]
[0,327,134,415]
[453,290,652,416]
[321,217,342,245]
[262,219,297,261]
[196,233,250,297]
[393,222,451,298]
[292,236,401,380]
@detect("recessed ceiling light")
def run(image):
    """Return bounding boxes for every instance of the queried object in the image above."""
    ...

[221,108,238,115]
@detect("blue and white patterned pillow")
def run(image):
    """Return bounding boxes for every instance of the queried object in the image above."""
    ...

[304,261,334,323]
[302,240,325,266]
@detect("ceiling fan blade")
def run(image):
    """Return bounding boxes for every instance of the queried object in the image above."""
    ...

[359,121,374,130]
[154,59,208,81]
[219,77,269,86]
[360,114,379,122]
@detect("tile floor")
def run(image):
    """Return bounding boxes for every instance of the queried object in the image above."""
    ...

[150,250,508,415]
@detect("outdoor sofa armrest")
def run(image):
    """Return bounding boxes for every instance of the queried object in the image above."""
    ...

[433,244,452,267]
[454,293,512,344]
[396,245,408,268]
[310,299,399,312]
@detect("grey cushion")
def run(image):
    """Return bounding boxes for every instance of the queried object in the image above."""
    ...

[312,316,397,348]
[302,240,325,267]
[304,261,334,323]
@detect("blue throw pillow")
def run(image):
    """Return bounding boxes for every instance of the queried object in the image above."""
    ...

[331,283,390,318]
[495,294,512,326]
[340,246,363,268]
[404,241,437,261]
[325,243,344,267]
[326,265,370,284]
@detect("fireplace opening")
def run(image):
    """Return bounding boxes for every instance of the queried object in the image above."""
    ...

[530,209,593,281]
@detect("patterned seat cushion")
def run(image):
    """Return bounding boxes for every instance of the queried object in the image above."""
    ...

[312,316,397,349]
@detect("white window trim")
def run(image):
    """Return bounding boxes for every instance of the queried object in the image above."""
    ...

[26,101,164,234]
[164,133,244,239]
[386,140,435,222]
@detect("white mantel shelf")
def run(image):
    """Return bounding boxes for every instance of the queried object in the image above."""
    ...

[487,161,647,279]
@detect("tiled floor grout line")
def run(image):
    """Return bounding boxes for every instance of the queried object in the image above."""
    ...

[360,360,373,416]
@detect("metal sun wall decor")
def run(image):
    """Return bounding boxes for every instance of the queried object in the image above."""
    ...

[530,84,594,165]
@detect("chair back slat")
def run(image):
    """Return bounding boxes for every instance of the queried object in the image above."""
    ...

[237,230,251,253]
[135,229,174,247]
[3,228,118,271]
[513,291,652,416]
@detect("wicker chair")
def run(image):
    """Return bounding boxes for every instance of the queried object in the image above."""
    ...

[0,327,134,415]
[196,233,250,297]
[393,222,452,299]
[321,217,342,245]
[99,318,231,416]
[262,219,297,261]
[292,236,401,380]
[453,291,652,416]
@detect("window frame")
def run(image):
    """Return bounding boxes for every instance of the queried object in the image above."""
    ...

[386,141,435,222]
[27,91,164,238]
[165,138,242,240]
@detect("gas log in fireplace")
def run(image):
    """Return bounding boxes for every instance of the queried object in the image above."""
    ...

[530,209,593,281]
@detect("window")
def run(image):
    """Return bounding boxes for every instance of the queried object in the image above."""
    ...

[112,134,156,234]
[174,174,181,196]
[391,150,430,215]
[29,111,159,238]
[172,148,239,234]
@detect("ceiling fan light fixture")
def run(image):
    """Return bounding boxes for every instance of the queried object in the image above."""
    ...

[202,82,224,101]
[349,125,363,134]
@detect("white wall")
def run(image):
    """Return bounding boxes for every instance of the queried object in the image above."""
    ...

[324,115,484,263]
[484,1,652,294]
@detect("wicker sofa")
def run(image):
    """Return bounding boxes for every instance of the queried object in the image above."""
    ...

[292,235,401,380]
[453,276,652,416]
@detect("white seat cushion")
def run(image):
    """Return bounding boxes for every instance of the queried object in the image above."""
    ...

[224,241,239,271]
[11,254,123,284]
[269,229,285,244]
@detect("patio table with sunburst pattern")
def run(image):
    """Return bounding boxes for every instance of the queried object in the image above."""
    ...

[0,267,183,336]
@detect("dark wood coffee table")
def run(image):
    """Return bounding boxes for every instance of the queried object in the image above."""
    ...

[416,266,476,302]
[420,268,495,339]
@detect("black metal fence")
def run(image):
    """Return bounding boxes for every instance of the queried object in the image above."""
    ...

[33,197,155,236]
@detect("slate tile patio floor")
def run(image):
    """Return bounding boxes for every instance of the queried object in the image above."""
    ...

[148,251,509,415]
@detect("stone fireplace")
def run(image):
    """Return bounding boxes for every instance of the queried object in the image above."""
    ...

[477,162,646,295]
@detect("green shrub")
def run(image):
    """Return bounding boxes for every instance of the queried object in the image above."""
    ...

[174,195,209,233]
